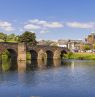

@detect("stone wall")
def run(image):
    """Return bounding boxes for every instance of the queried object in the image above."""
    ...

[18,43,26,61]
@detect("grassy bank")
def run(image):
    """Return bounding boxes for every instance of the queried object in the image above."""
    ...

[64,52,95,60]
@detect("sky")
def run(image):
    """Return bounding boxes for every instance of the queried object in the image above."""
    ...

[0,0,95,40]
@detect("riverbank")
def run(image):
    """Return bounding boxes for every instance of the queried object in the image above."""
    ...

[64,52,95,60]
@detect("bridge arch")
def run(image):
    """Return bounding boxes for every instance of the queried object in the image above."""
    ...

[29,50,38,60]
[7,49,17,60]
[1,48,18,71]
[60,50,67,59]
[1,48,18,61]
[46,50,53,59]
[54,49,67,59]
[38,49,46,60]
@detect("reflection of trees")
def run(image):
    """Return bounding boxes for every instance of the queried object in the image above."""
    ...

[2,58,17,71]
[61,60,72,67]
[2,59,11,71]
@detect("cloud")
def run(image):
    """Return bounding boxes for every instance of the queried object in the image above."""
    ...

[29,19,64,28]
[40,30,49,34]
[29,19,46,25]
[24,19,64,30]
[66,22,94,29]
[0,21,15,32]
[23,19,64,34]
[44,22,63,28]
[24,24,41,30]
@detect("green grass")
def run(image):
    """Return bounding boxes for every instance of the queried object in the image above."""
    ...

[64,52,95,60]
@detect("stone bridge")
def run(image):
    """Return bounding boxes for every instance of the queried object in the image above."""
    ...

[0,42,69,61]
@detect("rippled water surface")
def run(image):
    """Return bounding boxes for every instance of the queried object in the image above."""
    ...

[0,59,95,97]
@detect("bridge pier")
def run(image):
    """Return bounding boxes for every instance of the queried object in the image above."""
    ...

[18,43,26,61]
[53,50,61,59]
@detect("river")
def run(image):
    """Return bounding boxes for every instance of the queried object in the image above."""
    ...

[0,59,95,97]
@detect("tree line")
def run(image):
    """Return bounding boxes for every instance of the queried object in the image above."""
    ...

[0,31,37,45]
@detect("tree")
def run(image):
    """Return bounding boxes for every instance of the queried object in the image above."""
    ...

[0,32,7,42]
[83,45,91,50]
[7,33,17,42]
[18,31,37,45]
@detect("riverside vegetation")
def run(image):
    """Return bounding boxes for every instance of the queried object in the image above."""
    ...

[64,52,95,60]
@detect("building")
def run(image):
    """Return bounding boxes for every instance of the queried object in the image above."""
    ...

[37,40,58,46]
[57,40,68,47]
[57,39,82,52]
[85,33,95,44]
[67,40,82,52]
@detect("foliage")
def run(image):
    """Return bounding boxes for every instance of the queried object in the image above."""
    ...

[64,52,95,60]
[64,52,73,59]
[2,50,10,59]
[18,31,37,45]
[0,32,7,42]
[26,52,31,60]
[83,45,91,50]
[7,33,18,42]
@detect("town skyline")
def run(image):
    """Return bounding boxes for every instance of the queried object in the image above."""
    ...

[0,0,95,40]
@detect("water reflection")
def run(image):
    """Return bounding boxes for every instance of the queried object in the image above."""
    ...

[26,59,38,71]
[1,60,95,97]
[18,61,26,72]
[0,58,74,72]
[71,61,75,70]
[26,59,66,70]
[53,59,61,67]
[0,59,17,72]
[2,58,94,72]
[0,62,2,72]
[37,59,47,69]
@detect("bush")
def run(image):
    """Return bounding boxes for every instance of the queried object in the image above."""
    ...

[64,52,73,59]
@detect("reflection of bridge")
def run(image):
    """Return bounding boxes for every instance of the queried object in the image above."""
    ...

[0,42,69,61]
[18,59,62,72]
[0,59,72,72]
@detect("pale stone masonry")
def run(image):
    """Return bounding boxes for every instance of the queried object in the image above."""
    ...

[18,43,26,61]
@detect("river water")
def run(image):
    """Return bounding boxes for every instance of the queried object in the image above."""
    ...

[0,59,95,97]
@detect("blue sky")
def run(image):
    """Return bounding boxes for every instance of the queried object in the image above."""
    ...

[0,0,95,40]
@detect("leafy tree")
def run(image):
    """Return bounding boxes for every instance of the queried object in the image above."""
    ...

[0,32,7,42]
[83,45,91,50]
[7,33,17,42]
[18,31,37,45]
